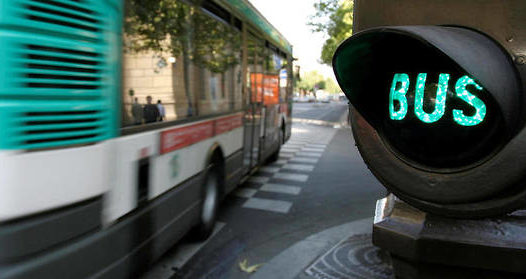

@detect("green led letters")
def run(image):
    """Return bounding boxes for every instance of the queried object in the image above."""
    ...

[388,73,486,126]
[389,73,409,120]
[453,76,486,126]
[414,73,449,123]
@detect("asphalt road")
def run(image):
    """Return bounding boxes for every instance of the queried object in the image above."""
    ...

[291,102,348,123]
[143,101,385,279]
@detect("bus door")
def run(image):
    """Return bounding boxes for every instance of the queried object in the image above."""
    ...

[243,34,264,171]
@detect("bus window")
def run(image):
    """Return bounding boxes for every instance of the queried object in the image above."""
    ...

[122,0,242,128]
[192,10,241,116]
[280,56,290,103]
[262,45,285,104]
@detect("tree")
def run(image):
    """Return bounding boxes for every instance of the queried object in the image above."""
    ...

[315,80,326,90]
[325,78,340,94]
[297,70,325,94]
[309,0,354,65]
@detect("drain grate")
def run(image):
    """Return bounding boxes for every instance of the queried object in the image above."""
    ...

[305,234,393,279]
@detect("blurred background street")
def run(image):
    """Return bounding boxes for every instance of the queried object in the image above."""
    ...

[141,100,386,279]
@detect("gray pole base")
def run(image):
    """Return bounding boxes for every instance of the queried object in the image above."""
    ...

[373,194,526,279]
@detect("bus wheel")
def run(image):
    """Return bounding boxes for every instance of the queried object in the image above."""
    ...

[193,164,220,240]
[268,126,284,163]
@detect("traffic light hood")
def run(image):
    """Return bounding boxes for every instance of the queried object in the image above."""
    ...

[333,26,524,169]
[332,25,526,217]
[334,25,523,134]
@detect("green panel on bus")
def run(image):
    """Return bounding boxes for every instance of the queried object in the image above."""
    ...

[0,0,122,150]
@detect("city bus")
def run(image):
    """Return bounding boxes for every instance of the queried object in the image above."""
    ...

[0,0,293,278]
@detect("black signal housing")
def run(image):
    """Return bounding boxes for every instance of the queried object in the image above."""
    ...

[333,26,526,217]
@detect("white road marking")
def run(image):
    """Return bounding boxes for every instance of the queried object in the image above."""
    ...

[260,166,280,173]
[287,141,309,145]
[283,164,315,172]
[281,148,300,153]
[260,183,301,195]
[284,143,304,148]
[296,152,323,158]
[248,176,270,184]
[306,144,327,148]
[279,153,294,158]
[290,157,318,164]
[243,198,292,213]
[291,138,310,142]
[301,147,325,152]
[234,188,258,198]
[274,172,309,182]
[274,159,288,165]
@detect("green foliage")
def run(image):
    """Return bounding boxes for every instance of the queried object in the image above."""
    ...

[309,0,354,65]
[297,70,340,94]
[192,12,241,73]
[125,0,191,54]
[325,78,340,94]
[297,70,325,92]
[315,80,326,90]
[125,0,241,73]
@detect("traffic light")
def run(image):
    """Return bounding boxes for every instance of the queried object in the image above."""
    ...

[333,25,526,218]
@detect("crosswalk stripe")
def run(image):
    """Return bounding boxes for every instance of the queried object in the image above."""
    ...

[302,147,325,152]
[287,142,308,146]
[260,183,301,195]
[243,198,292,213]
[296,151,323,158]
[306,144,327,148]
[284,143,304,147]
[279,153,294,158]
[290,157,318,164]
[283,164,315,172]
[248,176,270,184]
[292,139,310,142]
[274,172,309,182]
[234,188,257,198]
[260,166,280,173]
[274,159,288,165]
[288,139,309,143]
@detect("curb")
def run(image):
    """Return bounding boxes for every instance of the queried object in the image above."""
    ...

[250,218,373,279]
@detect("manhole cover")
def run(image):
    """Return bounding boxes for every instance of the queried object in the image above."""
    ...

[305,234,393,279]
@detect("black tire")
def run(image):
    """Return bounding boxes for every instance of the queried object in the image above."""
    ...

[192,164,220,241]
[267,126,284,163]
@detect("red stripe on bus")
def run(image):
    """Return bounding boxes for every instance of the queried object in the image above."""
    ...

[229,114,243,129]
[215,116,232,135]
[160,113,244,154]
[160,122,214,154]
[215,113,243,134]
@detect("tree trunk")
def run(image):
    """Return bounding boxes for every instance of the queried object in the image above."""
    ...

[182,45,193,117]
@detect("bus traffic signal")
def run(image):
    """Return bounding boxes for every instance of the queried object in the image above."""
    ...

[333,26,526,217]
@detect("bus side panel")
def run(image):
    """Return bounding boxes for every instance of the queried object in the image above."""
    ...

[261,104,281,161]
[151,126,243,199]
[0,174,202,279]
[0,143,111,222]
[105,114,244,223]
[213,126,245,194]
[104,132,159,223]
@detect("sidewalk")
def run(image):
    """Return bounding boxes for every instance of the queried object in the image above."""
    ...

[250,218,393,279]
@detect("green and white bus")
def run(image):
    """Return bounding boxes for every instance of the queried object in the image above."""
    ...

[0,0,293,277]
